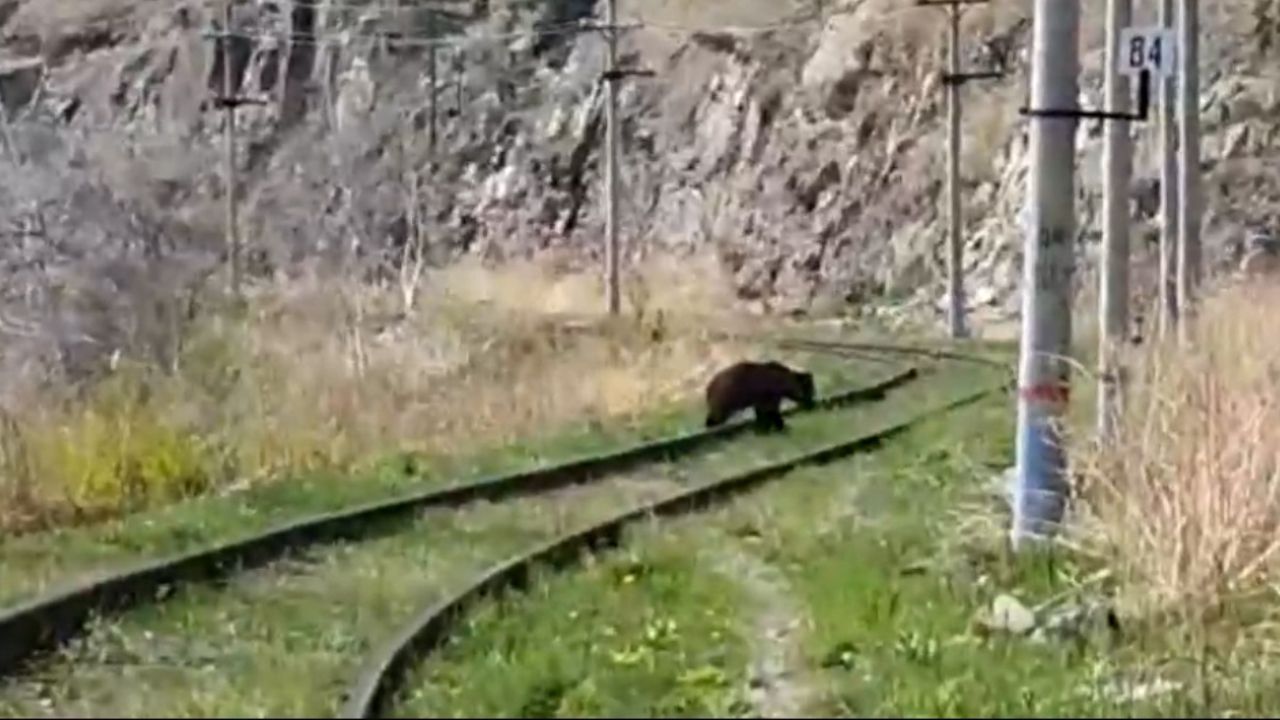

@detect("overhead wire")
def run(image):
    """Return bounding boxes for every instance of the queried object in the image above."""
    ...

[195,5,834,48]
[0,6,840,138]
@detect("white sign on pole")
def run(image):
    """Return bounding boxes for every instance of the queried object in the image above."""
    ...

[1118,26,1178,78]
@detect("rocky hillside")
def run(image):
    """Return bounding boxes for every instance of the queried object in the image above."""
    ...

[1,0,1278,372]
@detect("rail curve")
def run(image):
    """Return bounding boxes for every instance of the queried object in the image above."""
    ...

[0,363,920,680]
[340,378,1009,718]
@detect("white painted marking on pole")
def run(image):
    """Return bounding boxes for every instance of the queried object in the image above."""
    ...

[1118,26,1178,78]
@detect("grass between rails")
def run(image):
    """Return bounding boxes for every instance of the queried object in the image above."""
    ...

[389,361,1008,717]
[0,357,915,717]
[0,341,881,609]
[397,525,755,718]
[388,359,1280,718]
[0,407,678,609]
[0,479,678,718]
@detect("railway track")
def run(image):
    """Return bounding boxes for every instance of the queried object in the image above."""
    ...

[0,345,925,678]
[772,336,1017,372]
[340,376,1008,718]
[0,339,1010,716]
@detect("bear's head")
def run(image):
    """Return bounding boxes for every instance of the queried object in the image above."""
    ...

[792,370,816,409]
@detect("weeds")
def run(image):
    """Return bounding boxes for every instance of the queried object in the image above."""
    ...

[1071,279,1280,617]
[0,253,756,536]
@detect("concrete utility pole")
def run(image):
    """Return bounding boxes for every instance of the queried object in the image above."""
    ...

[1176,0,1202,333]
[1011,0,1080,549]
[1158,0,1180,336]
[1098,0,1134,442]
[603,0,621,316]
[222,1,242,301]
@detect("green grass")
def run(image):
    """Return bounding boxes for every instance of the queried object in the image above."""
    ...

[0,355,938,717]
[0,349,893,609]
[0,410,677,608]
[377,357,1280,717]
[397,528,754,718]
[0,480,683,717]
[747,394,1276,717]
[743,396,1116,716]
[387,362,1011,717]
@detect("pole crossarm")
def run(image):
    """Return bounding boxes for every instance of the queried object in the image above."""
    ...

[915,0,1007,85]
[601,68,656,82]
[209,96,272,110]
[1020,69,1152,122]
[941,70,1004,84]
[914,0,990,7]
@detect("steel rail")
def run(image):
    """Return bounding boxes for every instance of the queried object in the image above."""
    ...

[341,379,1010,718]
[0,365,920,680]
[772,336,1016,371]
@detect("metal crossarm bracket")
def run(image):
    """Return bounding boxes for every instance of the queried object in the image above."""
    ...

[209,96,271,110]
[601,67,655,82]
[941,70,1005,85]
[1020,69,1152,122]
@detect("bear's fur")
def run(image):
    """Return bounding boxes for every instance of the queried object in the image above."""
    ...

[703,360,816,432]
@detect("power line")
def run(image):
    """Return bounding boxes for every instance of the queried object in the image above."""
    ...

[197,6,838,49]
[200,20,607,49]
[634,11,825,35]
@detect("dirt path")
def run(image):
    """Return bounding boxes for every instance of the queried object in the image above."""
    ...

[707,536,814,718]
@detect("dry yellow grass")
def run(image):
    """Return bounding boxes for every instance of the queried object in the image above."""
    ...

[1070,277,1280,618]
[0,250,755,534]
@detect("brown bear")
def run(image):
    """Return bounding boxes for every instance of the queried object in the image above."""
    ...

[704,360,817,432]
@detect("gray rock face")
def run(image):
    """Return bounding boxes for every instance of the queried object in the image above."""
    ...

[0,0,1278,381]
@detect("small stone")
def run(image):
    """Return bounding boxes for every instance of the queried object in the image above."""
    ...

[1085,677,1183,703]
[987,467,1017,508]
[898,561,929,577]
[986,593,1036,635]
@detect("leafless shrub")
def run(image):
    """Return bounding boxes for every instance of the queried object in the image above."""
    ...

[1071,278,1280,618]
[0,121,223,395]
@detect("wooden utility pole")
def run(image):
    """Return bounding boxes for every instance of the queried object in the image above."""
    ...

[915,0,1001,340]
[1098,0,1134,442]
[1158,0,1180,335]
[1012,0,1080,549]
[945,4,966,339]
[453,48,464,114]
[591,12,651,317]
[427,10,439,154]
[222,1,241,300]
[1176,0,1202,334]
[603,0,621,316]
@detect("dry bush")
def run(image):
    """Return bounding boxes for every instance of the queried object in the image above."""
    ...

[0,250,750,535]
[1070,277,1280,617]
